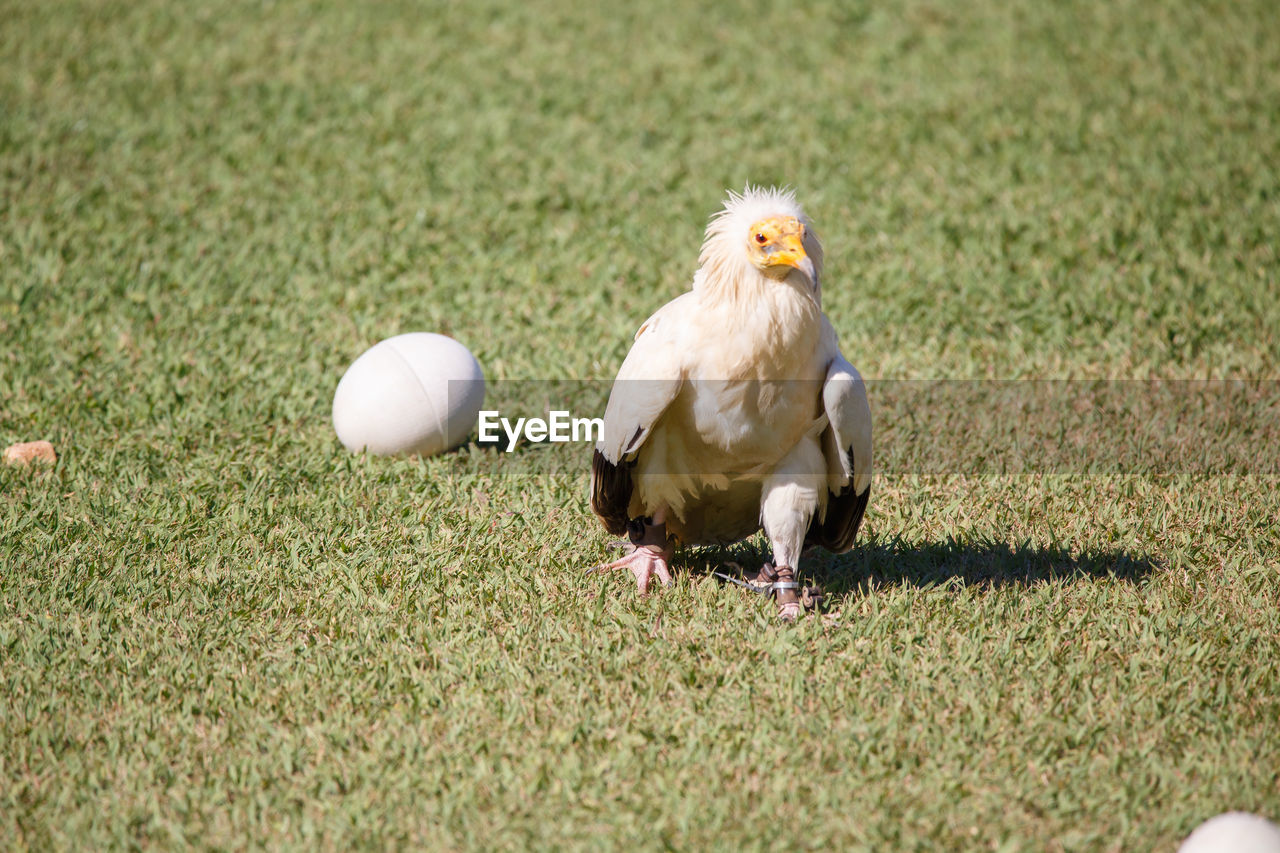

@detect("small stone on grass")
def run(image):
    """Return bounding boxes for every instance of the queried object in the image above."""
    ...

[4,440,56,465]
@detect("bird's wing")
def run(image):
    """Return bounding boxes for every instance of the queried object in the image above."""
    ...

[807,352,873,552]
[590,294,689,535]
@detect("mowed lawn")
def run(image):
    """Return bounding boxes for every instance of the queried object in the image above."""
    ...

[2,0,1279,848]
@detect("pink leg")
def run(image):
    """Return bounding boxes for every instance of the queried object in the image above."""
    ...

[589,509,673,594]
[589,545,673,594]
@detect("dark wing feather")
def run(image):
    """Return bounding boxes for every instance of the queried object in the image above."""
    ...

[589,296,687,536]
[806,479,870,552]
[590,449,634,536]
[806,352,873,553]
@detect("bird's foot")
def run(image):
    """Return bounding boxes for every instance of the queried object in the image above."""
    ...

[749,562,824,622]
[588,545,673,595]
[766,563,802,622]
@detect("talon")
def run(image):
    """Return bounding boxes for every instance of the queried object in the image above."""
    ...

[590,545,672,594]
[588,514,673,593]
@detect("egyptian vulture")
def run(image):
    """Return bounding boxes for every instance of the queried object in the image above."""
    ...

[589,187,872,619]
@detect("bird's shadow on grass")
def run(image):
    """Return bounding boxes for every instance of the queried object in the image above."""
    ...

[681,533,1157,601]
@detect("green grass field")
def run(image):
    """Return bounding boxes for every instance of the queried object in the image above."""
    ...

[3,0,1279,848]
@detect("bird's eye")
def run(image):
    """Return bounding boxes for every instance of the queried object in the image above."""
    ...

[754,233,767,244]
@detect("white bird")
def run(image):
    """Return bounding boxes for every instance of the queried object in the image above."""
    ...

[589,187,873,619]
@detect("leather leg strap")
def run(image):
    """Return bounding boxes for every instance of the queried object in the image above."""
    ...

[627,516,669,550]
[762,563,801,595]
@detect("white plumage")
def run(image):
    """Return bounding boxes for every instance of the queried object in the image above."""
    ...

[589,187,872,618]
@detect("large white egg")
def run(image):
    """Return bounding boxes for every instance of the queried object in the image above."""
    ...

[1180,813,1280,853]
[332,332,485,457]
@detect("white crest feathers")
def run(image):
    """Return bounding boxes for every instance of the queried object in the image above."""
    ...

[696,185,825,302]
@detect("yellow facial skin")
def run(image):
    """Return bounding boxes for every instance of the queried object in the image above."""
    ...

[745,215,816,284]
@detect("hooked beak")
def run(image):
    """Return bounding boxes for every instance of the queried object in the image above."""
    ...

[767,234,817,288]
[795,255,817,288]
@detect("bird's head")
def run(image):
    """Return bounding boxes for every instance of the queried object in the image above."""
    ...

[744,215,816,286]
[699,186,824,300]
